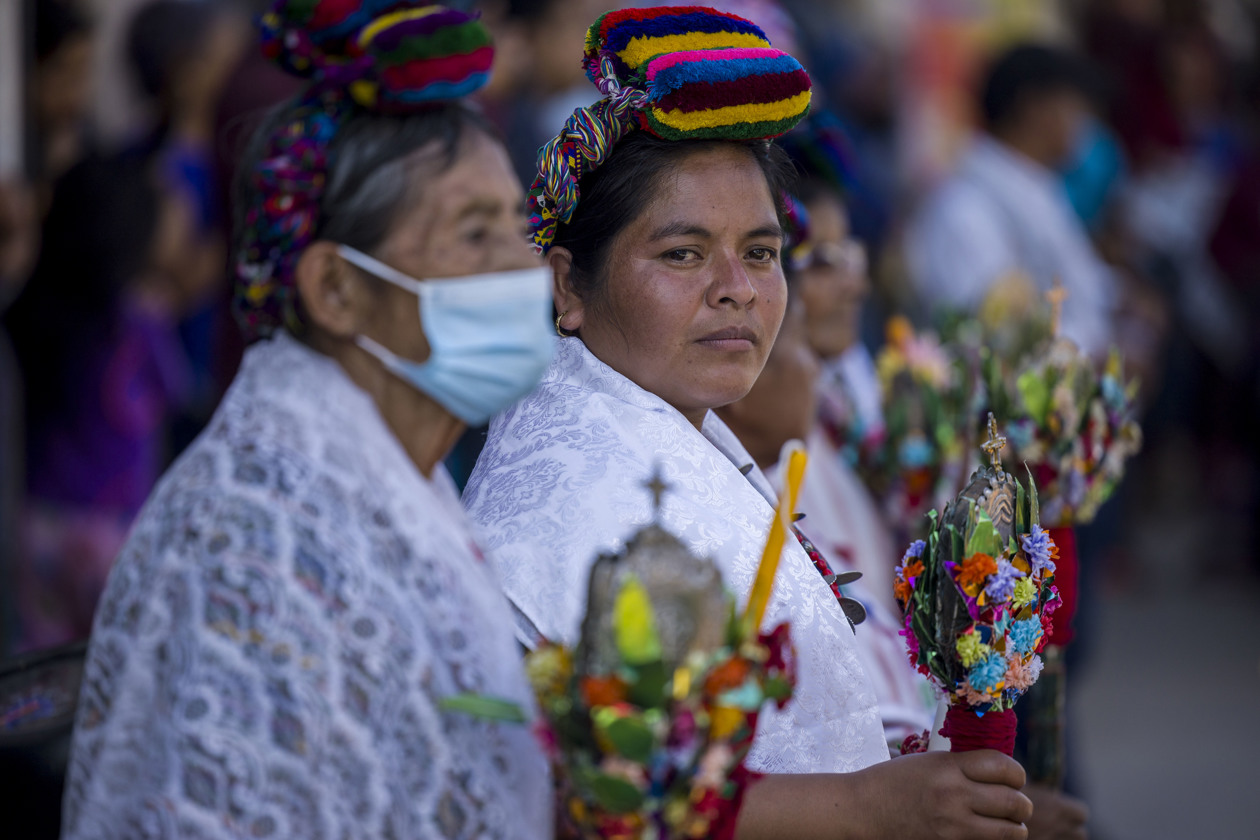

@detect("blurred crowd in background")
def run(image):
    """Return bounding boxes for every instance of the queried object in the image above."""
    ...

[0,0,1257,829]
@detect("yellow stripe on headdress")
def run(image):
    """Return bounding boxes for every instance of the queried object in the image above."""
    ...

[616,31,768,70]
[652,90,811,132]
[357,5,444,46]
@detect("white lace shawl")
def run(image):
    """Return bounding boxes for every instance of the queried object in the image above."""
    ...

[463,338,889,774]
[62,332,552,840]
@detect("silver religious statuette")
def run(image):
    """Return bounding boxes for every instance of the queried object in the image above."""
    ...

[576,466,728,678]
[947,412,1019,541]
[928,413,1023,645]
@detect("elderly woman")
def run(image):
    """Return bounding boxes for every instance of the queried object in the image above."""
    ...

[60,4,553,838]
[466,6,1032,839]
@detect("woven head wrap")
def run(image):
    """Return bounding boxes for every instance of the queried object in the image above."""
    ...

[528,5,813,254]
[234,1,494,342]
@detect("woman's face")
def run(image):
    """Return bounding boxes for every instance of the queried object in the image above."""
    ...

[567,145,788,426]
[719,294,821,462]
[357,130,538,364]
[796,192,869,360]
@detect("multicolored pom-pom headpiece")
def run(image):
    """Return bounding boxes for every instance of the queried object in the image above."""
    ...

[235,1,493,342]
[528,5,813,254]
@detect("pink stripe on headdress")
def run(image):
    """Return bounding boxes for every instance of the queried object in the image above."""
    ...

[644,46,783,79]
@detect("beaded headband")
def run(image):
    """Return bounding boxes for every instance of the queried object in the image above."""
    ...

[235,1,493,342]
[528,5,812,254]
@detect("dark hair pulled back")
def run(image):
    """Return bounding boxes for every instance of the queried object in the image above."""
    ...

[552,133,796,305]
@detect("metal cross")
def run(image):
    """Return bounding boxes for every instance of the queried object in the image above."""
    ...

[643,465,670,513]
[981,412,1007,471]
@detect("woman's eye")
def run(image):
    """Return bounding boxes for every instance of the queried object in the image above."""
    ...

[664,248,699,262]
[463,227,490,244]
[748,247,778,262]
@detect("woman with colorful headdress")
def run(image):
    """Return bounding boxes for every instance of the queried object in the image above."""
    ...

[467,6,1033,837]
[60,3,554,837]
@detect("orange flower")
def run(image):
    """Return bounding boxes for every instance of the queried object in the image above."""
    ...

[580,674,628,707]
[956,552,998,598]
[895,559,925,604]
[886,315,914,348]
[703,656,750,696]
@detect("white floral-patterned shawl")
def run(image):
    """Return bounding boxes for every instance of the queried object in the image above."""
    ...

[62,332,552,840]
[464,337,889,774]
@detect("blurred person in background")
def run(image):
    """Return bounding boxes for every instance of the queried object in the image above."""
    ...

[904,43,1119,358]
[30,0,96,208]
[716,198,938,755]
[481,0,610,186]
[123,0,250,450]
[718,214,1091,840]
[1,154,192,656]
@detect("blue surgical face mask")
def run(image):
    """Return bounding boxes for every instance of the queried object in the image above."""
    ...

[338,245,556,426]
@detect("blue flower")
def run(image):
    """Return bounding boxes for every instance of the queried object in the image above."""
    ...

[984,558,1025,603]
[1009,617,1043,657]
[902,540,926,564]
[967,652,1008,694]
[1021,525,1056,576]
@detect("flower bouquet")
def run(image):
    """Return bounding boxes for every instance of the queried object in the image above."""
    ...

[525,460,807,839]
[851,317,978,541]
[893,416,1060,755]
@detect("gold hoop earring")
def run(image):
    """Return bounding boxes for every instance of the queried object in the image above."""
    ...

[555,310,572,337]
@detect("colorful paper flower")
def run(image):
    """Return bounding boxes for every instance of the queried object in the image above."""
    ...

[967,652,1008,695]
[1020,525,1057,576]
[1008,617,1044,657]
[984,557,1025,604]
[956,552,999,599]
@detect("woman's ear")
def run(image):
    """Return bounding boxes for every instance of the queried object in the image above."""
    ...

[548,246,585,333]
[294,241,366,339]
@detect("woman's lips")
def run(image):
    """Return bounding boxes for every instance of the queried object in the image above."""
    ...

[696,326,757,350]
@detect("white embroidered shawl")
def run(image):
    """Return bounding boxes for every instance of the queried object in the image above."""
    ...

[62,332,552,840]
[464,338,889,774]
[772,430,937,749]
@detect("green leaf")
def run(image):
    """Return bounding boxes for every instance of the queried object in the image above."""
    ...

[589,772,645,814]
[438,694,526,723]
[1025,465,1040,526]
[966,509,1003,557]
[1016,369,1051,425]
[600,715,655,763]
[764,676,793,702]
[626,659,667,708]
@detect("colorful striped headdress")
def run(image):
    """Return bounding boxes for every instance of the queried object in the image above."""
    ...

[528,5,813,254]
[235,1,494,342]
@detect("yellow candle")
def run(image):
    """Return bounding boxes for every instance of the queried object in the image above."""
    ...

[742,442,808,639]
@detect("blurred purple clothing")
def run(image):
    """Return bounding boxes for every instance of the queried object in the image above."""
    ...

[26,299,189,514]
[14,298,188,654]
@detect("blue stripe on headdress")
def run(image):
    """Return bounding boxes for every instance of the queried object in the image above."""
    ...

[645,53,801,98]
[602,11,766,54]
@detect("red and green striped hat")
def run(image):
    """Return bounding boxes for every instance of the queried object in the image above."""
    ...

[237,2,495,341]
[529,5,812,253]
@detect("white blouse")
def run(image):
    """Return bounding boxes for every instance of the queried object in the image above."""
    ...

[464,337,889,774]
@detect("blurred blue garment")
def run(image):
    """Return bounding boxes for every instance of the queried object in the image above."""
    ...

[1062,118,1125,232]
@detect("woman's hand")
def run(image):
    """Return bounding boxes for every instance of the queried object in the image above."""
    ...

[735,751,1033,840]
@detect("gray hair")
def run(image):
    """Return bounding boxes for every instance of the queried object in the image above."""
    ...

[230,96,498,308]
